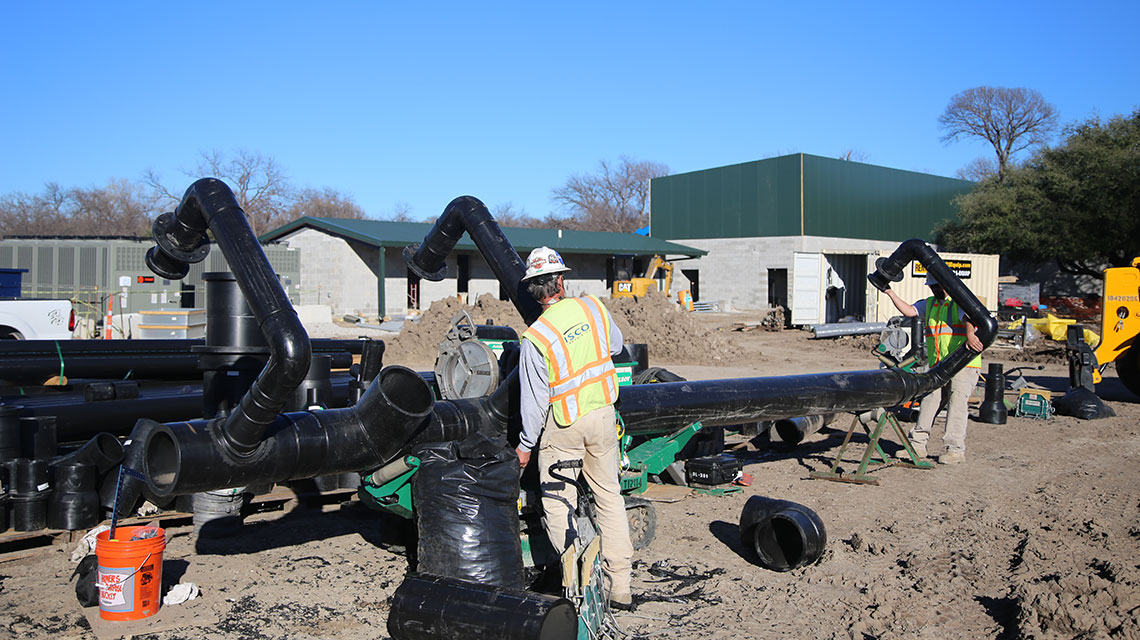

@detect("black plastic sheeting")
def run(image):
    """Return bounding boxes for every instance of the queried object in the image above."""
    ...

[413,432,524,589]
[1054,387,1117,420]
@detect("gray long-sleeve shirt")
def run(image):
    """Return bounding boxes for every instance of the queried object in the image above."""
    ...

[517,306,624,453]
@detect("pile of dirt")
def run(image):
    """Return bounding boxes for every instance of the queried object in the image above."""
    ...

[606,292,737,364]
[384,294,528,367]
[382,291,738,368]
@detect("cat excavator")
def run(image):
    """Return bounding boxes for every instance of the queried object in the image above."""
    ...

[612,255,673,299]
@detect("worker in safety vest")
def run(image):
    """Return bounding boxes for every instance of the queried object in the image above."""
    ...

[884,273,984,465]
[515,246,635,611]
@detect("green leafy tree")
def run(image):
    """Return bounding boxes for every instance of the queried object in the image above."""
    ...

[940,110,1140,277]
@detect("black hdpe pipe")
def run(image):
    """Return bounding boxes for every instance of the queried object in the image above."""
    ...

[146,178,311,456]
[773,415,828,445]
[51,432,123,474]
[403,195,543,326]
[143,366,438,496]
[978,362,1008,425]
[739,495,827,572]
[387,573,576,640]
[0,346,355,384]
[0,338,364,357]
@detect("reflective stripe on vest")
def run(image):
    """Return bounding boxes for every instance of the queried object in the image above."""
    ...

[522,294,619,425]
[924,297,982,368]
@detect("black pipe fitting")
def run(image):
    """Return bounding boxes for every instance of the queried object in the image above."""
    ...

[402,196,542,325]
[144,366,436,496]
[145,178,312,457]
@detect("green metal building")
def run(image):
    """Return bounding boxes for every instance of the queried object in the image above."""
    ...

[649,154,977,321]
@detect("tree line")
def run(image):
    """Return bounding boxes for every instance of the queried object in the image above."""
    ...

[0,151,668,238]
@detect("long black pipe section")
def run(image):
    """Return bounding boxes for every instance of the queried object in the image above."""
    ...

[0,349,354,384]
[145,178,311,456]
[0,339,365,357]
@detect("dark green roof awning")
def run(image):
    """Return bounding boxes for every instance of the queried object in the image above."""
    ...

[260,217,706,258]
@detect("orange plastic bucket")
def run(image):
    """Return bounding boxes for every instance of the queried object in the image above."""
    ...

[95,525,165,621]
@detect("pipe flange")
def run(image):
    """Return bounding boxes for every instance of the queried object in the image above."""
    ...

[402,244,448,281]
[153,212,211,264]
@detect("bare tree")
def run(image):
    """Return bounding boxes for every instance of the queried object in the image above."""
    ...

[838,149,870,162]
[379,201,417,222]
[491,202,540,228]
[286,187,367,221]
[551,156,670,232]
[0,180,158,238]
[145,149,294,235]
[955,157,1000,182]
[938,86,1058,181]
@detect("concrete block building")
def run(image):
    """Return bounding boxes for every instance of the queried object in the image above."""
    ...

[261,218,704,318]
[649,153,993,324]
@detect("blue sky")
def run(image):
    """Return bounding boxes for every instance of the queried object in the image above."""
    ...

[2,2,1137,222]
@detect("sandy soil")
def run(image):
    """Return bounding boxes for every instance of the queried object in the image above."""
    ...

[2,303,1138,640]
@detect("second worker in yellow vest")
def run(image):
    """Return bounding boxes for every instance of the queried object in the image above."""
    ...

[884,273,985,465]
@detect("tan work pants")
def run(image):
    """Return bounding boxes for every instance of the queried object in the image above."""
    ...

[911,366,979,454]
[538,404,634,596]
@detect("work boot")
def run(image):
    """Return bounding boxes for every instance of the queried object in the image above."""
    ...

[610,590,634,612]
[897,442,927,460]
[938,450,965,465]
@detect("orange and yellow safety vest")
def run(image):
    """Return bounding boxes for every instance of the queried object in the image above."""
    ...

[924,296,982,368]
[521,294,619,426]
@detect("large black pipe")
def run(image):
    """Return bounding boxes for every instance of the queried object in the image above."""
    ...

[403,196,542,325]
[0,350,353,383]
[144,366,437,496]
[0,339,365,357]
[145,178,311,455]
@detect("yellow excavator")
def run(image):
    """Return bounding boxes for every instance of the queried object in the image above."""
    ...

[1093,256,1140,396]
[612,255,673,299]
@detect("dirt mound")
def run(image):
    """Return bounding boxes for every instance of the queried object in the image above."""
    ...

[383,291,737,368]
[605,292,736,364]
[384,294,529,367]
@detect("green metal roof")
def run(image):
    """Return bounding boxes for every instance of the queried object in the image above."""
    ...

[261,216,706,257]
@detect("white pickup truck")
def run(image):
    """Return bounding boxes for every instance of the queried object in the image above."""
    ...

[0,299,75,340]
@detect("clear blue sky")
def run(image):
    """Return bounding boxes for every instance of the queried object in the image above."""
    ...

[2,2,1137,223]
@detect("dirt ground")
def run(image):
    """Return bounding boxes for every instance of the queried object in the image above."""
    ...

[2,302,1139,640]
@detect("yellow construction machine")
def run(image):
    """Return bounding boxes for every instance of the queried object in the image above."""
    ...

[1093,257,1140,396]
[612,255,673,299]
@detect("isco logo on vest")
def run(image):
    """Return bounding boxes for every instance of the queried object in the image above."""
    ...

[564,322,592,344]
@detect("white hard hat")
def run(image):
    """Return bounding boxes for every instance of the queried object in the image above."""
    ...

[522,246,571,280]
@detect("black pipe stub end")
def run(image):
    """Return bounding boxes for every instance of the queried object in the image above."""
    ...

[148,211,211,279]
[739,495,827,572]
[402,244,448,282]
[867,257,905,292]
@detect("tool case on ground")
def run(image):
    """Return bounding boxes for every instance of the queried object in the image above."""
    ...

[685,454,742,486]
[1015,389,1052,419]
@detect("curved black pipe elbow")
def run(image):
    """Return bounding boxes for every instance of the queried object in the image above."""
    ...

[867,239,998,386]
[146,178,312,456]
[403,196,542,325]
